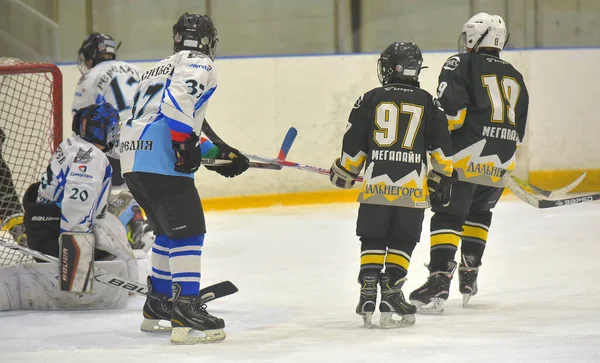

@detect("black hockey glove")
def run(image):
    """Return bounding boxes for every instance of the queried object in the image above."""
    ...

[205,142,250,178]
[428,169,459,208]
[330,158,358,189]
[172,133,202,174]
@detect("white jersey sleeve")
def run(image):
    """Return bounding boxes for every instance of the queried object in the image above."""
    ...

[71,60,142,123]
[38,137,112,233]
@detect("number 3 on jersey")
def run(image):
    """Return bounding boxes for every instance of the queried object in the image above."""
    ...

[374,102,423,149]
[481,75,521,126]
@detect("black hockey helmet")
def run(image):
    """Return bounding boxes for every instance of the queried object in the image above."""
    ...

[173,13,218,60]
[377,42,424,86]
[77,33,118,74]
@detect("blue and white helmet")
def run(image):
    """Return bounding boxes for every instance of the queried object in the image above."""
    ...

[459,13,507,53]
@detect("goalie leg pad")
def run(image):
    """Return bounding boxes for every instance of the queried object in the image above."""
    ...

[58,232,95,293]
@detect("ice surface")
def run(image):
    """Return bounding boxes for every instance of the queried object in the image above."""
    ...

[1,198,599,363]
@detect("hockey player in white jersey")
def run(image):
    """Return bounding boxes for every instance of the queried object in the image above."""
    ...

[7,103,142,310]
[22,103,137,277]
[72,33,153,252]
[120,13,249,344]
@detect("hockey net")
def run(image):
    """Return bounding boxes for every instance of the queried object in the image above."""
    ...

[0,58,62,267]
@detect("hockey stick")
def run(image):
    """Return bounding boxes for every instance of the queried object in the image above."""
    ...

[201,158,280,170]
[500,171,600,209]
[239,126,298,168]
[511,172,587,198]
[0,240,238,302]
[245,153,597,208]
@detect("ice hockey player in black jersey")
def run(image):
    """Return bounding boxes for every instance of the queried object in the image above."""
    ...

[409,13,529,313]
[329,42,457,328]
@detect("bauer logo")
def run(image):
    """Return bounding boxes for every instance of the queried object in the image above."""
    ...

[31,216,60,222]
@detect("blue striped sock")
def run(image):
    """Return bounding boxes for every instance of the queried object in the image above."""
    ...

[169,234,204,296]
[151,234,172,295]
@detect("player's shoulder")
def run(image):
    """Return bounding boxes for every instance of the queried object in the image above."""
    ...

[351,87,379,109]
[441,53,470,73]
[174,51,215,71]
[371,83,433,104]
[63,136,108,164]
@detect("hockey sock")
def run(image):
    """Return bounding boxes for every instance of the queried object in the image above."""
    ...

[358,237,385,280]
[151,234,172,295]
[169,234,204,296]
[384,238,417,282]
[460,211,492,266]
[430,212,465,271]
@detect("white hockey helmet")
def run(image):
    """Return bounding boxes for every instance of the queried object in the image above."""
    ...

[458,13,507,53]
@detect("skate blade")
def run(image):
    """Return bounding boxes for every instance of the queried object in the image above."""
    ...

[359,312,374,328]
[170,327,226,345]
[411,297,445,315]
[462,293,472,308]
[140,319,172,332]
[379,312,415,328]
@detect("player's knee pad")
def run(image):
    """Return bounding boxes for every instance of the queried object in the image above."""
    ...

[387,238,417,256]
[466,210,492,227]
[431,211,465,231]
[359,237,386,251]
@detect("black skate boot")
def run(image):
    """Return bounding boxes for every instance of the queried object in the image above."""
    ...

[459,254,479,307]
[356,273,378,328]
[409,261,457,314]
[170,283,226,344]
[379,273,416,328]
[140,276,173,332]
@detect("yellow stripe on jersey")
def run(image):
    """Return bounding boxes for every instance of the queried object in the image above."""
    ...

[447,108,467,131]
[361,254,385,266]
[431,233,461,247]
[462,225,489,242]
[385,252,410,271]
[431,149,454,176]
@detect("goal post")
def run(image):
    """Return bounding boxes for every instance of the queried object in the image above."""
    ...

[0,57,63,266]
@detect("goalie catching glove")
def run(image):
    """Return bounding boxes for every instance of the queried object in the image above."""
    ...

[172,133,202,174]
[427,169,458,207]
[330,158,358,189]
[205,142,250,178]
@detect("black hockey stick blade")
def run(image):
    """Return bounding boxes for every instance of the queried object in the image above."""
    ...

[199,280,239,303]
[536,193,600,209]
[0,239,238,301]
[501,172,600,209]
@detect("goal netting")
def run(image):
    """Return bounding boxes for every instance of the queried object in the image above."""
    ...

[0,58,62,267]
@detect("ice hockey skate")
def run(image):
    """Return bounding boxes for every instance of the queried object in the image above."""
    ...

[459,254,479,307]
[409,261,457,314]
[356,273,378,328]
[140,277,173,332]
[170,283,226,344]
[378,273,416,328]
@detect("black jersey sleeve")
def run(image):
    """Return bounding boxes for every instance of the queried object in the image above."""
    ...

[338,92,372,174]
[425,97,454,176]
[516,82,529,144]
[438,55,471,131]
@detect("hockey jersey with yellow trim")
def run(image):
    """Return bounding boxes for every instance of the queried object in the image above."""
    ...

[339,83,453,208]
[437,52,529,187]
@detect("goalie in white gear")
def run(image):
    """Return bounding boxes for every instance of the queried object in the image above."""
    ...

[0,104,145,311]
[72,32,153,252]
[24,103,140,281]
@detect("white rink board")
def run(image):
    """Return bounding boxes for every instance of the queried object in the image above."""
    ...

[0,200,599,362]
[57,49,600,197]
